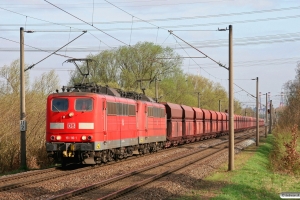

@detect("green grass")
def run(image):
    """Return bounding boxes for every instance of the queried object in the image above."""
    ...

[177,135,300,200]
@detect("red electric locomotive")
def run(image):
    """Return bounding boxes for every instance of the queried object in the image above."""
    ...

[46,84,166,166]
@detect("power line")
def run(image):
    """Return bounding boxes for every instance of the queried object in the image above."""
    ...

[234,83,255,98]
[13,12,300,31]
[0,0,238,9]
[2,5,299,26]
[2,35,299,53]
[169,30,227,70]
[5,56,297,72]
[0,36,73,59]
[170,34,222,80]
[44,0,128,46]
[25,31,87,71]
[0,6,81,31]
[171,32,300,44]
[182,57,300,71]
[1,34,299,53]
[0,6,113,49]
[88,32,115,49]
[2,11,300,31]
[104,0,163,30]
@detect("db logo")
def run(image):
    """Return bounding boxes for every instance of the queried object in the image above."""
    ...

[67,123,76,129]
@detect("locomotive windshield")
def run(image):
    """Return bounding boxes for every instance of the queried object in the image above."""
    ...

[52,98,69,112]
[75,98,93,111]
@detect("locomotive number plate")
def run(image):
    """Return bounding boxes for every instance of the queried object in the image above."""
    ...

[67,123,76,129]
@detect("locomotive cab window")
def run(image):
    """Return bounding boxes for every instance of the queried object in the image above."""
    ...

[75,98,93,111]
[52,98,69,112]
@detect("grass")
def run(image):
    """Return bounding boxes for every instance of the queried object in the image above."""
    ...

[177,135,300,200]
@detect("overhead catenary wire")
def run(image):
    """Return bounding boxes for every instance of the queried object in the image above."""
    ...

[129,16,134,45]
[104,0,164,30]
[104,0,167,45]
[24,16,27,30]
[92,0,94,26]
[65,27,71,55]
[10,55,299,72]
[0,36,74,59]
[88,32,115,49]
[169,30,227,70]
[234,83,255,99]
[24,31,87,71]
[3,13,299,32]
[185,57,300,70]
[0,0,235,9]
[0,0,250,9]
[0,6,82,31]
[44,0,128,46]
[0,5,109,48]
[2,36,299,54]
[166,14,300,30]
[2,2,299,15]
[171,34,222,80]
[155,27,159,44]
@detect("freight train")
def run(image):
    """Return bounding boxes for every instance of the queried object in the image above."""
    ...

[45,82,264,167]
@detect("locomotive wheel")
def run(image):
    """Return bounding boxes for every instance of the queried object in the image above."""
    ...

[144,145,150,154]
[123,148,128,158]
[127,148,133,156]
[108,150,115,161]
[101,151,108,163]
[152,144,157,153]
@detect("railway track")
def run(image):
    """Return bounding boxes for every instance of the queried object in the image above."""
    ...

[0,167,56,186]
[48,132,255,200]
[0,165,94,192]
[0,129,256,197]
[0,140,198,191]
[0,130,250,192]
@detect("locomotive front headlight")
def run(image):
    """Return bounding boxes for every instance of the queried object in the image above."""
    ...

[56,135,61,141]
[50,135,55,141]
[87,136,92,140]
[69,112,74,117]
[82,135,87,140]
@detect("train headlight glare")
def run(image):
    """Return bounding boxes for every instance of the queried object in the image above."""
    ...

[82,136,87,140]
[69,112,74,117]
[56,135,61,140]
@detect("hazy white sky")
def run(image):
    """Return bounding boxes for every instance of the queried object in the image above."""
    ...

[1,0,299,109]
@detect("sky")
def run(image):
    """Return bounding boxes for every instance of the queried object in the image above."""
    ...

[1,0,299,110]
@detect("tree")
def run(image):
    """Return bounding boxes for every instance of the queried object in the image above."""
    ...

[0,60,60,172]
[32,70,60,95]
[278,62,300,127]
[0,59,29,95]
[69,42,182,90]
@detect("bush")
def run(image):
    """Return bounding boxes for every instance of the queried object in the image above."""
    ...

[270,125,300,175]
[0,60,59,173]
